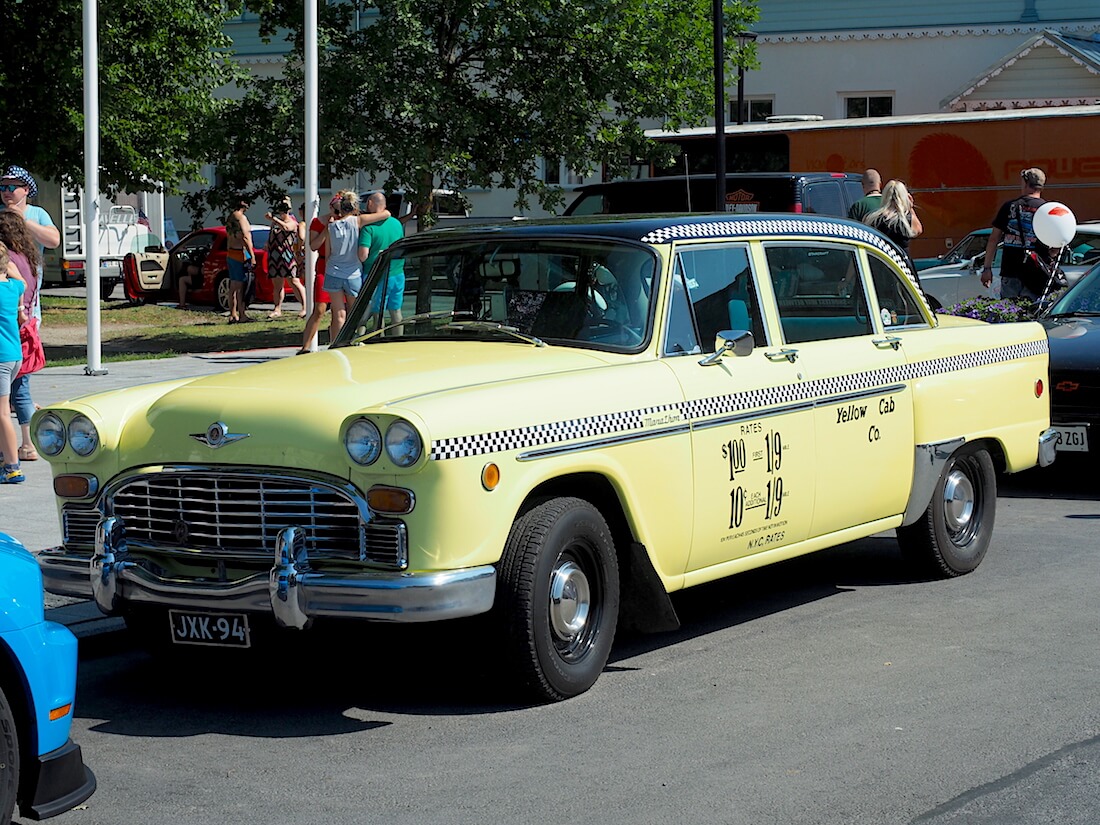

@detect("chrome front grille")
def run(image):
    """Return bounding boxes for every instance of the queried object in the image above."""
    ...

[62,508,103,547]
[60,471,407,568]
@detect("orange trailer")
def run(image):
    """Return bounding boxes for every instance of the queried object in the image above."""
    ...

[648,106,1100,259]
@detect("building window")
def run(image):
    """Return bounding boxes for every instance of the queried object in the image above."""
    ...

[845,95,893,118]
[730,98,774,124]
[543,158,596,187]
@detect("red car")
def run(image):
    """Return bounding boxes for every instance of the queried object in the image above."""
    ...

[123,225,291,311]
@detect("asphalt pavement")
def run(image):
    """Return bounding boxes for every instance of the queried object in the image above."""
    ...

[1,345,300,635]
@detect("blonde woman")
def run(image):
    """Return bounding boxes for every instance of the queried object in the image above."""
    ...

[865,180,923,272]
[309,190,390,342]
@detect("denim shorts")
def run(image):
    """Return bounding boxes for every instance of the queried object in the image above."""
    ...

[0,360,20,397]
[325,272,362,299]
[369,273,406,312]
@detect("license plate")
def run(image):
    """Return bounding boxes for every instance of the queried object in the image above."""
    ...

[169,610,251,648]
[1053,425,1089,452]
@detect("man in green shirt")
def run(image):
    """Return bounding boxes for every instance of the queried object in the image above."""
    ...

[848,169,883,223]
[359,192,406,326]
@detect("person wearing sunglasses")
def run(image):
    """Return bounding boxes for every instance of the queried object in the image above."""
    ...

[0,166,59,323]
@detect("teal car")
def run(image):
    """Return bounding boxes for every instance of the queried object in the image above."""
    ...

[0,532,95,822]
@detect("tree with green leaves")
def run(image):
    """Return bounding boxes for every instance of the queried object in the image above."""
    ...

[229,0,759,227]
[0,0,248,196]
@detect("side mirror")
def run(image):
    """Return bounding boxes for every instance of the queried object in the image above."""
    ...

[699,329,754,366]
[145,244,166,253]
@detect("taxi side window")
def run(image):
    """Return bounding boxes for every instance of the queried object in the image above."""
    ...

[666,245,766,355]
[867,254,928,328]
[766,244,872,343]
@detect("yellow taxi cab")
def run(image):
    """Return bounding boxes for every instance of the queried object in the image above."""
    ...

[33,214,1056,701]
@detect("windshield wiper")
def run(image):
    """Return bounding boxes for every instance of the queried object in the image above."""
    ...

[343,310,475,345]
[1047,310,1100,318]
[443,320,546,347]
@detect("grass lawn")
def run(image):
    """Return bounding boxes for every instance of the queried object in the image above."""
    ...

[40,295,312,365]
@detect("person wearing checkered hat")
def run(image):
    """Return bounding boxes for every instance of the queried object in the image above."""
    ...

[0,166,59,255]
[0,165,59,323]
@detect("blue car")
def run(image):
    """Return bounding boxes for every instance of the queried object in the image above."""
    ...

[0,532,95,822]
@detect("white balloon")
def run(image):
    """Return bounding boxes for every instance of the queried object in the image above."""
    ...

[1033,201,1076,247]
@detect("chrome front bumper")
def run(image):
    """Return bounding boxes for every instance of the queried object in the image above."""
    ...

[38,517,496,629]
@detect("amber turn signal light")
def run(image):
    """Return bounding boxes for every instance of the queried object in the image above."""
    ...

[53,474,98,498]
[49,703,72,721]
[481,463,500,491]
[366,486,414,514]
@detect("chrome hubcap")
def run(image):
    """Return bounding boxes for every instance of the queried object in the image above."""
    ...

[549,559,591,643]
[943,468,976,534]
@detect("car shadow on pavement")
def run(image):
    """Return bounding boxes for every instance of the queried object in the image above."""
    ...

[998,459,1100,501]
[611,534,924,663]
[71,535,925,724]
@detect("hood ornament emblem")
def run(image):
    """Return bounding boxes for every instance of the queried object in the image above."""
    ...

[190,421,250,449]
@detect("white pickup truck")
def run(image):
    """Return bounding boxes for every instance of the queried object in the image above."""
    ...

[39,181,167,297]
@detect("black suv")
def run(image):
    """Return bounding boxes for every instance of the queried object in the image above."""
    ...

[563,173,865,219]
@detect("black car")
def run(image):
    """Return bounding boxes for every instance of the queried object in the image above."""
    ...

[562,172,865,218]
[1040,260,1100,456]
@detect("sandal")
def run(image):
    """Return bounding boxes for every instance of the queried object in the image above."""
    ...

[18,446,38,461]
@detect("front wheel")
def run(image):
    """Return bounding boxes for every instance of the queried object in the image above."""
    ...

[496,498,619,702]
[0,684,20,825]
[897,444,996,577]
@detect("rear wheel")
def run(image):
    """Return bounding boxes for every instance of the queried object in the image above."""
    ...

[215,272,231,312]
[0,684,20,825]
[496,497,619,702]
[897,444,996,577]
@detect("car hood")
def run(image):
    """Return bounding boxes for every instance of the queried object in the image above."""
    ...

[71,342,628,473]
[0,533,44,630]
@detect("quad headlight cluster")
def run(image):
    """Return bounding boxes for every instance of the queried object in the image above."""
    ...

[35,413,100,457]
[345,418,423,468]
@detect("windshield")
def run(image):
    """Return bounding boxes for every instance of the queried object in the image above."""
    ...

[1047,261,1100,316]
[335,238,658,351]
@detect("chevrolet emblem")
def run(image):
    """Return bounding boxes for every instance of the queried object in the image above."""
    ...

[190,421,250,448]
[1055,380,1081,392]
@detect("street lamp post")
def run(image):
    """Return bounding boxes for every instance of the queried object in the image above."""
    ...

[712,0,726,213]
[735,30,758,126]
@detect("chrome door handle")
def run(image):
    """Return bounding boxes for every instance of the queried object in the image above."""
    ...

[873,336,902,350]
[765,348,798,363]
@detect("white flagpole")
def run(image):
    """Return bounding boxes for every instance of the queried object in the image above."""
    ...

[304,0,319,350]
[83,0,106,374]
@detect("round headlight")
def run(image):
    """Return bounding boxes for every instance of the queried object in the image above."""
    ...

[67,415,100,457]
[385,420,423,468]
[345,418,382,465]
[35,413,67,457]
